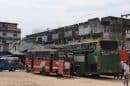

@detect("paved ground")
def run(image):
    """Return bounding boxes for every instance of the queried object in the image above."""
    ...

[0,71,127,86]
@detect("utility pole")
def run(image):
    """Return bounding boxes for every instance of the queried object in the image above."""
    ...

[121,13,130,86]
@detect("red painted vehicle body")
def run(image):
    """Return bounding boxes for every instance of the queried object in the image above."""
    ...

[25,49,73,76]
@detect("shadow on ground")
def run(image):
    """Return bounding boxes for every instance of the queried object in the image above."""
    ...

[32,72,124,83]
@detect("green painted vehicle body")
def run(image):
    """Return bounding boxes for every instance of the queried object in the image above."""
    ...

[64,40,121,75]
[74,50,120,75]
[88,51,120,74]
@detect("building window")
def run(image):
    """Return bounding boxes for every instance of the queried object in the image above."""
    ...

[83,24,88,28]
[8,24,17,29]
[2,40,6,43]
[127,30,130,34]
[0,24,3,27]
[52,33,59,40]
[64,31,72,37]
[2,33,6,36]
[13,33,17,37]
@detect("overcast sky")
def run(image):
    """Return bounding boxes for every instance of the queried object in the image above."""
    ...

[0,0,129,38]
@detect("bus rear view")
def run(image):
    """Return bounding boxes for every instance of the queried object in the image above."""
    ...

[97,40,120,75]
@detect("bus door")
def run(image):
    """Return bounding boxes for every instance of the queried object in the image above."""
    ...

[31,54,34,70]
[58,51,65,75]
[89,43,97,73]
[85,50,88,65]
[49,54,53,72]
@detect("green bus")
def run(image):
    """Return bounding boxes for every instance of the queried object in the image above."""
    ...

[63,39,121,76]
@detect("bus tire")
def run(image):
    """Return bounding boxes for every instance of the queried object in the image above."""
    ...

[0,69,3,72]
[75,69,80,76]
[41,67,46,75]
[9,68,13,72]
[26,67,30,72]
[12,68,16,72]
[25,66,30,72]
[26,68,30,72]
[92,74,100,78]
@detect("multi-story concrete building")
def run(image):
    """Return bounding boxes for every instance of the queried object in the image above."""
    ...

[101,16,130,50]
[88,18,103,38]
[0,22,21,52]
[23,16,130,51]
[51,27,64,44]
[64,24,79,43]
[25,32,43,44]
[101,16,123,40]
[78,22,91,39]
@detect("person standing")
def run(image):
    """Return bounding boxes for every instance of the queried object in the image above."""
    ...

[121,61,125,79]
[64,61,70,77]
[123,61,129,86]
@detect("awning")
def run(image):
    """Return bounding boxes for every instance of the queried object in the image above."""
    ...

[9,50,25,55]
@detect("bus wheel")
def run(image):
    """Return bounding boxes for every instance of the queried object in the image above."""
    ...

[0,69,3,72]
[26,68,30,72]
[41,67,46,75]
[75,69,80,76]
[25,66,30,72]
[9,68,13,72]
[92,74,100,78]
[56,70,63,77]
[12,68,16,72]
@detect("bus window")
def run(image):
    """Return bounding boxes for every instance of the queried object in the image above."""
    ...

[35,52,40,60]
[43,52,50,60]
[58,52,66,59]
[100,41,118,50]
[38,52,44,60]
[26,52,32,59]
[53,52,58,60]
[88,43,96,53]
[89,43,96,50]
[28,53,33,60]
[67,52,73,58]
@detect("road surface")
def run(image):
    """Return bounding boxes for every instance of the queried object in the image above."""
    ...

[0,71,126,86]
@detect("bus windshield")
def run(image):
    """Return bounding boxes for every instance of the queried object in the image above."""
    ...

[100,40,118,50]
